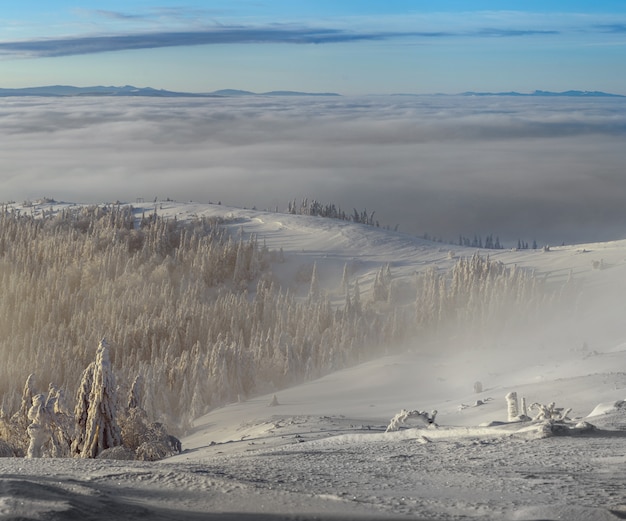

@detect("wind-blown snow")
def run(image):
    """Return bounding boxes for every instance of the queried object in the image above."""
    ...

[1,199,626,520]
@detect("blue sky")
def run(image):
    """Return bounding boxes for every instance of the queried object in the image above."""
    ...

[1,1,626,93]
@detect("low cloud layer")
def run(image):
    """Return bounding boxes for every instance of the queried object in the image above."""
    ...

[2,95,626,246]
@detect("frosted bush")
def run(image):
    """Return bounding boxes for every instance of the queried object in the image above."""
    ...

[386,409,437,432]
[96,446,136,460]
[135,440,171,461]
[119,408,151,451]
[530,402,572,421]
[119,407,181,459]
[0,439,17,457]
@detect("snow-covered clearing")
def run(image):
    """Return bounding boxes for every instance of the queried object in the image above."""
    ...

[1,199,626,520]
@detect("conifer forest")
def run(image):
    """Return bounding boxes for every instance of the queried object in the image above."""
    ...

[0,203,566,459]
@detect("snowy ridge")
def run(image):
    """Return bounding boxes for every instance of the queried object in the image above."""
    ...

[1,198,626,520]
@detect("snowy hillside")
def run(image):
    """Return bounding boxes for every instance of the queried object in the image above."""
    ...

[1,198,626,520]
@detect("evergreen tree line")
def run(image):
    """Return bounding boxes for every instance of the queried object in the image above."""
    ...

[287,198,384,227]
[0,205,573,458]
[423,233,543,251]
[458,234,504,250]
[517,239,539,250]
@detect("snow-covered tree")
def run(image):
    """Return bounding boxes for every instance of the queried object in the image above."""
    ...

[127,375,143,411]
[308,262,320,301]
[75,340,122,459]
[506,392,519,422]
[43,385,72,457]
[11,374,37,435]
[26,394,50,458]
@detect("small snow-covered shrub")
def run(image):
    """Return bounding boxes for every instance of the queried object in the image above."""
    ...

[119,407,151,452]
[96,446,136,460]
[133,422,180,461]
[386,409,437,432]
[0,439,17,457]
[136,440,171,461]
[119,408,181,460]
[530,402,572,421]
[0,415,23,456]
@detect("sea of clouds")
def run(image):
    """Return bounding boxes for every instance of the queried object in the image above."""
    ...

[2,94,625,246]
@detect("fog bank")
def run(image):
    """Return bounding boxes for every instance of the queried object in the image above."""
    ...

[2,95,625,245]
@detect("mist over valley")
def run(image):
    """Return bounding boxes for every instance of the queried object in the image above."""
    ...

[2,93,626,246]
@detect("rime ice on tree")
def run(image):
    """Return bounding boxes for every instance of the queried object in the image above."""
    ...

[505,392,519,422]
[73,339,122,458]
[26,394,50,458]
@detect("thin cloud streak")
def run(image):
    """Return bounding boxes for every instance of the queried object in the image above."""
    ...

[0,27,391,58]
[477,28,559,37]
[597,23,626,33]
[0,23,562,59]
[92,10,148,22]
[3,8,625,61]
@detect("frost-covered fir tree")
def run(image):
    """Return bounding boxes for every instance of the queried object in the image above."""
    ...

[340,262,350,295]
[71,359,94,456]
[308,262,320,301]
[12,374,36,435]
[26,394,50,458]
[43,384,72,457]
[127,375,143,410]
[74,339,122,458]
[372,264,392,303]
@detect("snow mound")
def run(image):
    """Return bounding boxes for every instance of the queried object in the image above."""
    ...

[587,399,626,417]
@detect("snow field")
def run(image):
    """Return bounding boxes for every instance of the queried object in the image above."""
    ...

[1,199,626,519]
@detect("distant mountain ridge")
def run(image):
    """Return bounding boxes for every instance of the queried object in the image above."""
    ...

[210,89,340,97]
[0,85,341,98]
[0,85,215,98]
[458,89,625,98]
[0,85,622,98]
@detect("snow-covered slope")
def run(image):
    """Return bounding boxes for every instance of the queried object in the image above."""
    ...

[2,198,626,520]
